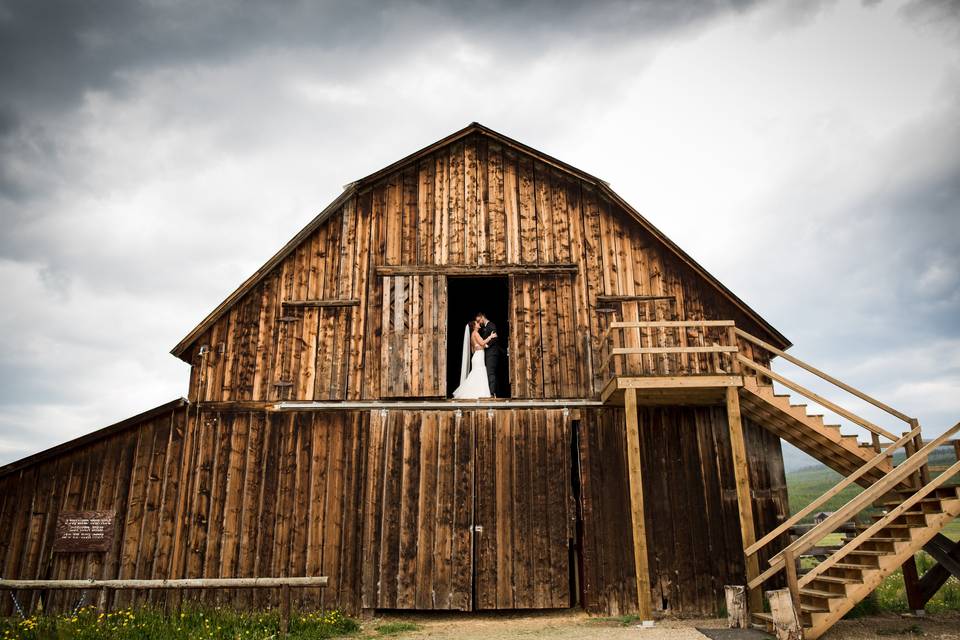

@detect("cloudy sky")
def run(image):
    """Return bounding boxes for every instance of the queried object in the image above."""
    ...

[1,0,957,468]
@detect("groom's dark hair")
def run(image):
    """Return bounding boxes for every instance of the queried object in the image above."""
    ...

[475,311,487,320]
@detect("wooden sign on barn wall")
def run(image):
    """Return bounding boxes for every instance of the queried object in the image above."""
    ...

[53,510,116,553]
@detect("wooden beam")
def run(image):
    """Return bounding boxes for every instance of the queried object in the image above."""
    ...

[615,375,743,389]
[623,388,653,620]
[281,299,359,308]
[0,576,328,590]
[923,533,960,581]
[609,345,738,355]
[726,386,762,613]
[902,555,923,611]
[917,535,960,606]
[596,295,676,304]
[375,263,577,276]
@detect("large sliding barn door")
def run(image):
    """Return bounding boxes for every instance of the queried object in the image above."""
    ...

[360,409,573,611]
[474,409,574,609]
[361,410,474,610]
[380,275,447,398]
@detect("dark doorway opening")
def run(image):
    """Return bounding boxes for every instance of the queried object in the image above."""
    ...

[446,276,511,398]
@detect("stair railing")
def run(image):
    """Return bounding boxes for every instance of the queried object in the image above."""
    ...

[748,422,960,598]
[744,426,921,561]
[734,328,924,487]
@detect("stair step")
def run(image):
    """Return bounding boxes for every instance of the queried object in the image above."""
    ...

[881,497,944,507]
[800,602,831,613]
[852,536,909,543]
[813,575,860,585]
[831,562,874,570]
[871,510,926,519]
[846,549,890,557]
[801,587,843,599]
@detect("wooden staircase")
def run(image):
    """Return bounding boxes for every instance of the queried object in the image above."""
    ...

[597,318,959,639]
[739,376,891,484]
[752,478,960,639]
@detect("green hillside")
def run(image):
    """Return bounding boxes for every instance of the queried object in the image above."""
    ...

[786,457,960,541]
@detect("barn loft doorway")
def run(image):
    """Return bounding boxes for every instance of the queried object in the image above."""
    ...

[446,276,511,398]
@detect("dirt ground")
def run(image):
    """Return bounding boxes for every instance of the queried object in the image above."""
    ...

[362,609,960,639]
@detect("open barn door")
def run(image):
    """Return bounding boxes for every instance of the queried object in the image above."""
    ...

[380,275,448,398]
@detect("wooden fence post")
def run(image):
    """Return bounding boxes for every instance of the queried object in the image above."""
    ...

[726,386,762,613]
[280,584,290,637]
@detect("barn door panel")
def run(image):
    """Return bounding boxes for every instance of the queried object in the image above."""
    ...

[361,410,474,610]
[474,409,573,609]
[510,274,582,398]
[380,275,447,398]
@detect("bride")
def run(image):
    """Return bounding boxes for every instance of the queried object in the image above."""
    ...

[452,320,497,399]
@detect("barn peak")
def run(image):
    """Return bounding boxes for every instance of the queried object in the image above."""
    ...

[171,122,789,361]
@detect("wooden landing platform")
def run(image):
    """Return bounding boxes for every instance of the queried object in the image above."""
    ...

[600,375,743,406]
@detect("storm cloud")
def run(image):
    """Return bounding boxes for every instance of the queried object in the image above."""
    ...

[0,0,958,467]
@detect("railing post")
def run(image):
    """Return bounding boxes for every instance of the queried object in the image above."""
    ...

[871,432,881,454]
[912,420,929,485]
[727,325,741,376]
[782,548,800,612]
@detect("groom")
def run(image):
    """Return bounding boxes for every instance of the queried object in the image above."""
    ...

[475,312,500,397]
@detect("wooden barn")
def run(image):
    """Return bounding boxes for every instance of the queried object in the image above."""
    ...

[3,123,957,638]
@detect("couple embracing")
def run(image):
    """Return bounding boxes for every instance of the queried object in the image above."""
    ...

[453,312,502,399]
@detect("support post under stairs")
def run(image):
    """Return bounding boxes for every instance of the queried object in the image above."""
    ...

[726,385,763,614]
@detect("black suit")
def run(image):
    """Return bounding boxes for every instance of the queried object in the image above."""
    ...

[478,320,499,397]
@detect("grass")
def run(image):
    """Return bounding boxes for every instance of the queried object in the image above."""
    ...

[585,614,641,627]
[371,621,420,636]
[0,606,359,640]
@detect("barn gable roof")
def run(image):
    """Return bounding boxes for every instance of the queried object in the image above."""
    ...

[171,122,789,361]
[0,398,188,478]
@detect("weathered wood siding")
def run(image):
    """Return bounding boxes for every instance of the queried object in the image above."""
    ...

[578,406,788,616]
[185,132,777,403]
[0,407,366,616]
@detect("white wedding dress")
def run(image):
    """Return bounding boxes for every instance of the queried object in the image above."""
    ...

[452,326,491,399]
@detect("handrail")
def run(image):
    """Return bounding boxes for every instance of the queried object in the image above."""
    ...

[735,328,914,424]
[737,355,899,443]
[744,426,921,557]
[783,422,959,559]
[748,421,960,591]
[801,456,960,587]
